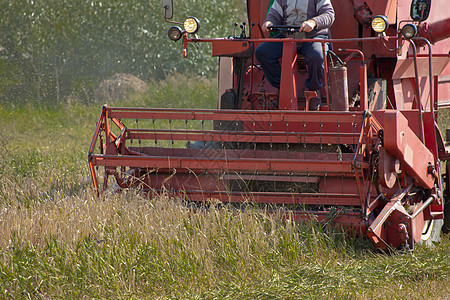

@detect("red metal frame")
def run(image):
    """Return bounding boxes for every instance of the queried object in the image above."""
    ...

[88,0,450,250]
[88,105,442,250]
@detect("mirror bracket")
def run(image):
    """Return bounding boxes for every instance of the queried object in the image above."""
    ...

[410,0,431,22]
[163,0,173,20]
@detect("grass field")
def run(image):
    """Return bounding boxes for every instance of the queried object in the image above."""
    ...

[1,75,449,299]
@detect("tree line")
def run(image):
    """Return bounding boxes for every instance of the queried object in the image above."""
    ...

[0,0,245,103]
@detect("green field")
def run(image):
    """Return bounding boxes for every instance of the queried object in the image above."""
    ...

[1,76,449,299]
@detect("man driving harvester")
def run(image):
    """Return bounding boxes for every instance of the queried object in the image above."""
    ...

[255,0,335,110]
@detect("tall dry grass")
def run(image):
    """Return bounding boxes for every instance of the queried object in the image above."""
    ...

[1,181,449,299]
[1,76,449,299]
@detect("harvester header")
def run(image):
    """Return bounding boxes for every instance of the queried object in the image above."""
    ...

[89,0,450,250]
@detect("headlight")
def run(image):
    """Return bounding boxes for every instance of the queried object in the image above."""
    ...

[371,15,389,33]
[184,17,200,34]
[168,26,182,41]
[401,24,417,39]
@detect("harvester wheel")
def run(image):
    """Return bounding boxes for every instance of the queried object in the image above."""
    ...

[419,219,443,246]
[444,196,450,234]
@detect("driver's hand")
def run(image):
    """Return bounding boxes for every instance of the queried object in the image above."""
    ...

[262,21,273,33]
[299,19,316,32]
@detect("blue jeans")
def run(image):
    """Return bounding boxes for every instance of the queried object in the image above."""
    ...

[255,34,328,91]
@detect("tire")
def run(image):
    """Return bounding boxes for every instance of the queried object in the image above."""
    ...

[419,219,443,246]
[444,197,450,234]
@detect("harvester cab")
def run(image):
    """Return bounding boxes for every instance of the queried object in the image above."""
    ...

[89,0,450,250]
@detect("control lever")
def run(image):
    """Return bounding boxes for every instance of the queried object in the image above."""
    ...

[249,22,255,38]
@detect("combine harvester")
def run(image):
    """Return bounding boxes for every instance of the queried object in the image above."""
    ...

[89,0,450,250]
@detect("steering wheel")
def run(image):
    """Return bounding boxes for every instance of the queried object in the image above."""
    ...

[268,25,301,33]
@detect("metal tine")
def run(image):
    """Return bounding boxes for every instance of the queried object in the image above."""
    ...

[285,120,290,159]
[337,121,345,196]
[252,121,257,156]
[220,130,225,149]
[153,119,157,146]
[337,121,341,161]
[273,169,276,192]
[269,121,273,156]
[129,125,133,146]
[201,120,206,147]
[320,121,323,159]
[235,119,239,155]
[303,122,307,159]
[136,118,142,154]
[285,120,294,193]
[185,119,192,156]
[169,119,175,157]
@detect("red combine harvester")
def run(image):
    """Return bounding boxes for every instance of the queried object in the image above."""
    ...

[89,0,450,250]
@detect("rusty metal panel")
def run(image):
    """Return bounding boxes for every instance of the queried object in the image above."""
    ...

[212,40,254,57]
[247,0,271,39]
[393,57,450,79]
[365,0,397,24]
[383,110,435,189]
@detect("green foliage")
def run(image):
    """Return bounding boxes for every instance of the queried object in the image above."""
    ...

[0,0,246,103]
[125,73,218,109]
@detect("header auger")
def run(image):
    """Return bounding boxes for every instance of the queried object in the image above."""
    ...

[89,0,450,250]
